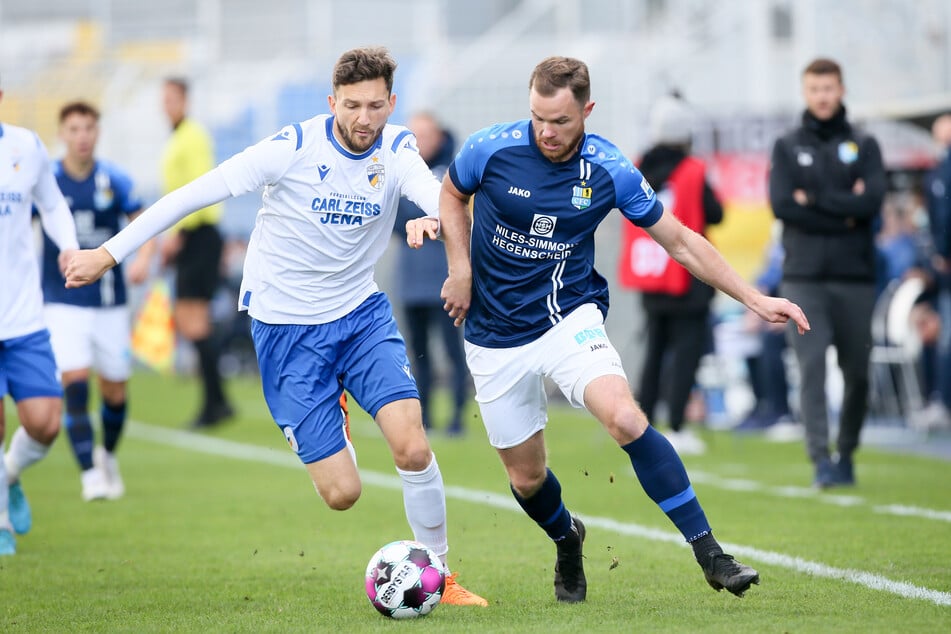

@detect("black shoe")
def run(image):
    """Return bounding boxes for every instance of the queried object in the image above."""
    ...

[189,403,236,429]
[813,458,837,489]
[832,454,855,486]
[554,516,586,603]
[699,552,760,597]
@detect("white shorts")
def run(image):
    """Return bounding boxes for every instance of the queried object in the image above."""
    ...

[465,303,627,449]
[43,303,132,381]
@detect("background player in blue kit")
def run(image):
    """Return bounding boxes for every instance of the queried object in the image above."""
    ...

[408,56,810,603]
[1,82,80,555]
[41,101,150,501]
[63,47,486,606]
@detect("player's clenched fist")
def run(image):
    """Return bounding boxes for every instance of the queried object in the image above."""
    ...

[64,246,117,288]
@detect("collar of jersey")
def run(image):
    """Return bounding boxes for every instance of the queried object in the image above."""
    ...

[55,158,100,183]
[326,116,382,160]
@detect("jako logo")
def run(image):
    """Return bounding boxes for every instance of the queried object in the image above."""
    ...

[508,186,531,198]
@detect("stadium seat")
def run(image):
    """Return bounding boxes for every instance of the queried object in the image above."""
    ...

[868,277,926,423]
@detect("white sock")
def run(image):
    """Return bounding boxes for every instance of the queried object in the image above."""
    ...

[5,426,51,482]
[0,440,10,531]
[396,453,448,563]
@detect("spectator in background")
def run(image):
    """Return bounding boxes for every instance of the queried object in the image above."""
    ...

[734,226,793,432]
[769,58,886,489]
[924,114,951,423]
[1,83,80,555]
[160,78,234,428]
[41,101,151,501]
[875,193,930,296]
[394,113,469,435]
[618,94,723,455]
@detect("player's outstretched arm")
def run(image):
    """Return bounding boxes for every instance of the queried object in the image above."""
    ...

[645,211,811,334]
[65,247,118,288]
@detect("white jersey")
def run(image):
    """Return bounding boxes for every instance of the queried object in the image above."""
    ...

[218,115,440,324]
[0,122,79,340]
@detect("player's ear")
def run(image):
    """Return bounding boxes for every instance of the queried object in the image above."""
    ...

[388,93,397,113]
[582,100,595,119]
[328,94,337,114]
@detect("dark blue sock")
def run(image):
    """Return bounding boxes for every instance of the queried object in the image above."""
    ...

[101,400,126,453]
[65,382,94,471]
[622,426,711,542]
[511,468,573,541]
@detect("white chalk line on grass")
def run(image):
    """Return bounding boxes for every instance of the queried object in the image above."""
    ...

[689,470,951,524]
[349,417,951,526]
[127,421,951,608]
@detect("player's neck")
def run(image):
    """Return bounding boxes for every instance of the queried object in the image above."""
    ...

[62,155,95,180]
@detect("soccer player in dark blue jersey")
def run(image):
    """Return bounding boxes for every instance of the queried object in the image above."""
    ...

[40,101,151,501]
[408,56,810,603]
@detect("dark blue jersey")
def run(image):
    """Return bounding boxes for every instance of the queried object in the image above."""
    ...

[41,159,142,306]
[449,120,663,348]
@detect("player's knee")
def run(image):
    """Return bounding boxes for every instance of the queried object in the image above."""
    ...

[509,466,548,498]
[391,439,433,472]
[19,399,62,444]
[317,480,362,510]
[605,406,649,445]
[25,416,60,445]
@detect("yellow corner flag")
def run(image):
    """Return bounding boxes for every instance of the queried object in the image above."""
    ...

[131,280,175,372]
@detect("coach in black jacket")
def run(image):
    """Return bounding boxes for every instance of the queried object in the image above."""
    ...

[768,58,886,489]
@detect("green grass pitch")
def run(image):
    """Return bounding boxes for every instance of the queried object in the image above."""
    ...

[2,372,949,632]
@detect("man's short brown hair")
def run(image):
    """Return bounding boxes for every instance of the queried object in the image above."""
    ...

[58,101,100,124]
[332,47,397,93]
[802,58,843,82]
[529,57,591,106]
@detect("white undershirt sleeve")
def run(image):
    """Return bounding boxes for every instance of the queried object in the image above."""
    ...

[103,128,299,263]
[218,127,299,196]
[103,169,232,263]
[32,142,79,252]
[398,146,442,219]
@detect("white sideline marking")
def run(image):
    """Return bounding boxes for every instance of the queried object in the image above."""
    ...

[128,421,951,607]
[689,471,951,523]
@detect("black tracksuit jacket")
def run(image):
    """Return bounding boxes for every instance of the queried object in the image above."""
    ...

[768,107,887,283]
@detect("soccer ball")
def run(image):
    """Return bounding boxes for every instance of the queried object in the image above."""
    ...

[364,540,445,619]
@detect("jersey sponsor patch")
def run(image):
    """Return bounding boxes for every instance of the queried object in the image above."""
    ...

[530,214,556,237]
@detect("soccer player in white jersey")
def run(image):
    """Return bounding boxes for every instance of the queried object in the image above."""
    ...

[407,57,810,603]
[0,84,81,556]
[64,47,486,606]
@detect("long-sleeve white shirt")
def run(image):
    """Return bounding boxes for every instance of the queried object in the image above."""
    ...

[104,114,440,325]
[0,122,79,339]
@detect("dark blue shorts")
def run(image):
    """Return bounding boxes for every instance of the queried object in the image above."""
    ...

[0,329,63,402]
[251,292,418,464]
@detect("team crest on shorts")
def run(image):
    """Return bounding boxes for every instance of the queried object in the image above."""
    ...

[283,426,300,453]
[367,158,385,190]
[571,184,592,210]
